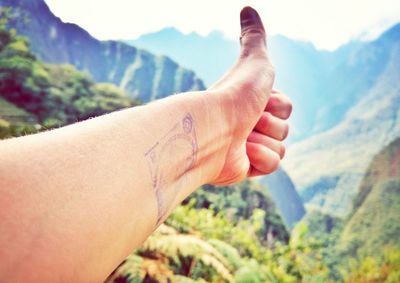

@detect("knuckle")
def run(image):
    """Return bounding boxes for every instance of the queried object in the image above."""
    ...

[256,113,269,131]
[279,144,286,159]
[283,124,289,140]
[278,123,289,141]
[285,99,293,118]
[263,112,272,125]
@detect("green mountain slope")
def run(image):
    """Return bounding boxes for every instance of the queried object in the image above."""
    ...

[0,0,205,102]
[0,12,134,134]
[340,137,400,257]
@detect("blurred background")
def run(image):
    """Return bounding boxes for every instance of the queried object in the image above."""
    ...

[0,0,399,282]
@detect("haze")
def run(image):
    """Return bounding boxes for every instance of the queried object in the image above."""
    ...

[44,0,400,50]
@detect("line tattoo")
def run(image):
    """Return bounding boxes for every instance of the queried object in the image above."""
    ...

[145,113,198,224]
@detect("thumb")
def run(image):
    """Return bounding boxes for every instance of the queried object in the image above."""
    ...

[240,6,266,55]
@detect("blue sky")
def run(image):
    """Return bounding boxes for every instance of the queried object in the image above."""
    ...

[44,0,400,50]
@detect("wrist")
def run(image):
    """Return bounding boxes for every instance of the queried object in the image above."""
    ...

[188,90,235,186]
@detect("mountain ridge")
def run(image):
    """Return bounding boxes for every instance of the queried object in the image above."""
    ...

[1,0,205,102]
[283,36,400,216]
[127,23,400,143]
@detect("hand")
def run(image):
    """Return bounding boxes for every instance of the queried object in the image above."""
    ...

[209,7,292,185]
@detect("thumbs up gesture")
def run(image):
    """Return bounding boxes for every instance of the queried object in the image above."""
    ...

[209,7,292,185]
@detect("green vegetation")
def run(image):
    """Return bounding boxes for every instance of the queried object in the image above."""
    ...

[0,97,38,138]
[344,248,400,283]
[303,138,400,282]
[0,8,137,138]
[184,181,289,244]
[302,211,344,281]
[107,199,330,283]
[341,180,400,258]
[340,138,400,260]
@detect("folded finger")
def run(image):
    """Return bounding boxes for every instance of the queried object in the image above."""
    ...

[246,142,280,177]
[265,90,292,119]
[247,131,285,159]
[254,112,289,141]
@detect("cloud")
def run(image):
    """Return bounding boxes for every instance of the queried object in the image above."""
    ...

[44,0,400,50]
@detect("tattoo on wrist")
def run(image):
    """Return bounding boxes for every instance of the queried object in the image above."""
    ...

[145,113,198,224]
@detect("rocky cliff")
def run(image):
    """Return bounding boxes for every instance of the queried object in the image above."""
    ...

[1,0,205,101]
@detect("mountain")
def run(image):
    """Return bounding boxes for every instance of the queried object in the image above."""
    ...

[0,19,134,139]
[7,0,395,142]
[126,26,395,143]
[127,29,324,142]
[126,28,239,87]
[0,0,205,102]
[258,168,305,229]
[283,24,400,217]
[340,137,400,257]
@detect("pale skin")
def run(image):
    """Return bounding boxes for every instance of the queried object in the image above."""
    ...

[0,7,292,283]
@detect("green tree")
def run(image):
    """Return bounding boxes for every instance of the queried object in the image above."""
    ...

[0,8,137,130]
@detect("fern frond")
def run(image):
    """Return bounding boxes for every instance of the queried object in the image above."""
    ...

[143,227,234,282]
[208,239,242,270]
[105,254,144,282]
[200,253,233,282]
[173,274,207,283]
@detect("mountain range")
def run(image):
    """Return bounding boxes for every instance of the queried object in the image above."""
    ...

[1,0,205,102]
[128,26,398,144]
[283,25,400,216]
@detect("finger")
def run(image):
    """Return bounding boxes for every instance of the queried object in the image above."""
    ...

[254,112,289,141]
[247,131,285,159]
[265,91,292,120]
[240,6,266,55]
[246,142,280,177]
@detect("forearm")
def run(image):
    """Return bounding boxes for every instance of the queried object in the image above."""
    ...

[0,90,231,282]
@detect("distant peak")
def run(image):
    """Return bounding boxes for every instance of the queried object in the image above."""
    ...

[159,27,181,34]
[135,27,185,39]
[207,30,224,38]
[139,28,226,40]
[381,22,400,39]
